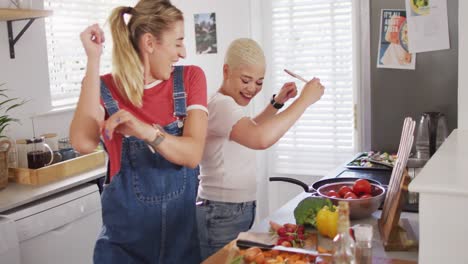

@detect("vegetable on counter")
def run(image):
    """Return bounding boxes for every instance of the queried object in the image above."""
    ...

[293,197,332,227]
[316,205,338,239]
[269,222,307,248]
[234,247,316,264]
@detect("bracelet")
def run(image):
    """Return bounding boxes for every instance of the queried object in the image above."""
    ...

[270,94,284,109]
[146,124,166,150]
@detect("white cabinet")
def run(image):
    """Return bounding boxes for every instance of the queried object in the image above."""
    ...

[409,129,468,263]
[2,183,102,264]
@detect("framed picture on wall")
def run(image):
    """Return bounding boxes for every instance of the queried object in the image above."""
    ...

[377,9,416,70]
[194,13,218,54]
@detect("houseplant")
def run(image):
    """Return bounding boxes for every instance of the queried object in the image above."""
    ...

[0,83,26,189]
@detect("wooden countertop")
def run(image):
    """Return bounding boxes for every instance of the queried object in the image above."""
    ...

[203,239,417,264]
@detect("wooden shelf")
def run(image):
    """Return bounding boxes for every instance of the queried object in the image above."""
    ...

[0,8,52,21]
[0,8,53,59]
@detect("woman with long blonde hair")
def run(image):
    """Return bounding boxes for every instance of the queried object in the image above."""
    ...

[70,0,208,262]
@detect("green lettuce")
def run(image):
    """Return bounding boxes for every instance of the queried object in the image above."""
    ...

[294,197,332,227]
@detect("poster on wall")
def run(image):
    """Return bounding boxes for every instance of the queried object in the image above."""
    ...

[377,9,416,70]
[405,0,450,53]
[194,13,218,54]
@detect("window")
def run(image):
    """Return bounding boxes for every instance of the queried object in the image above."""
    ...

[265,0,357,176]
[44,0,136,107]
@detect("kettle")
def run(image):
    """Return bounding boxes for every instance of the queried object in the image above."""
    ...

[415,112,449,159]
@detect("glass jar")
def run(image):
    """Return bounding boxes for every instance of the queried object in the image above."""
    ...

[26,137,54,169]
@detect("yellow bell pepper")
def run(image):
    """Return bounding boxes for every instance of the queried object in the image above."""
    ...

[316,205,338,239]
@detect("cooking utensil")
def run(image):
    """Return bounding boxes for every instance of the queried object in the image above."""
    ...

[236,239,332,257]
[317,182,386,219]
[284,69,308,83]
[269,176,382,195]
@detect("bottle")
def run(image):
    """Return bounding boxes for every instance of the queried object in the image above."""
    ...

[332,201,356,264]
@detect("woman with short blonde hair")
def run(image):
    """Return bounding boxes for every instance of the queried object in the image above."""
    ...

[196,38,325,259]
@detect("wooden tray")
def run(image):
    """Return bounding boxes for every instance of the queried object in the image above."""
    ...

[8,150,106,185]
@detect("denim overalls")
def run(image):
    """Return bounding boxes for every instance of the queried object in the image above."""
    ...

[94,66,201,264]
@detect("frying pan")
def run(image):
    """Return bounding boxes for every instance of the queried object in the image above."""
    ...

[269,176,383,196]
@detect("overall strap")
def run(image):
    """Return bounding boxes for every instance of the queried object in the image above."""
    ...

[173,66,187,119]
[100,79,120,116]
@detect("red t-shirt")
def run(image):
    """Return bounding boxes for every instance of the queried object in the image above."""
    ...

[100,65,207,179]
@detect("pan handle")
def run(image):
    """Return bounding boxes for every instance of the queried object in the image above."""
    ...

[269,177,312,192]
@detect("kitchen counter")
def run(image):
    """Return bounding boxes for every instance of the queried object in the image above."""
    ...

[410,129,468,195]
[250,191,419,262]
[408,128,468,264]
[0,166,106,213]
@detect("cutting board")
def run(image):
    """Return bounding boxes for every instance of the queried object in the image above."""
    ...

[202,240,417,264]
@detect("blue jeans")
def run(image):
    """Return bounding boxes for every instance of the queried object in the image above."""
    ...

[196,199,256,261]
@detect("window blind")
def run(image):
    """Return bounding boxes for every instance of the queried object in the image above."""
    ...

[44,0,136,107]
[268,0,356,176]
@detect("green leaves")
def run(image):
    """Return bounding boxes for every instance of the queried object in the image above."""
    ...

[0,83,26,137]
[293,197,333,228]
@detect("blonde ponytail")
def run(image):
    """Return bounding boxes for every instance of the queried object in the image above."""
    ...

[108,0,183,107]
[109,6,143,107]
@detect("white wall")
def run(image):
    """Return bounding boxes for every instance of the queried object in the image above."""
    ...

[172,0,252,96]
[0,0,68,140]
[0,0,253,139]
[459,0,468,129]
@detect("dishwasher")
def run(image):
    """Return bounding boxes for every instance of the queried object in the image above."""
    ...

[0,183,102,264]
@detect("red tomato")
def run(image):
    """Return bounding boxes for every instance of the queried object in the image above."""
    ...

[353,179,372,195]
[338,186,353,198]
[344,192,358,199]
[360,194,372,199]
[326,190,339,197]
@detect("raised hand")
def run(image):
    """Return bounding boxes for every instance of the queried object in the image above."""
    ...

[299,78,325,105]
[80,23,105,59]
[102,109,154,142]
[275,82,298,104]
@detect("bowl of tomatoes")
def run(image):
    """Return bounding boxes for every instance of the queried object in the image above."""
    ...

[317,179,386,219]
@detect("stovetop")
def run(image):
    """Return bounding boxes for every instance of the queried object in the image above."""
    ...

[334,169,419,213]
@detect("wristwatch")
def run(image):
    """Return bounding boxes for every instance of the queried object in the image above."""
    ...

[270,94,284,109]
[146,124,166,150]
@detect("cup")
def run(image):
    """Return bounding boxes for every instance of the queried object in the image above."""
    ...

[352,224,373,264]
[59,148,76,161]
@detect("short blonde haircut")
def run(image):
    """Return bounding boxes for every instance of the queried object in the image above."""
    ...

[224,38,265,70]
